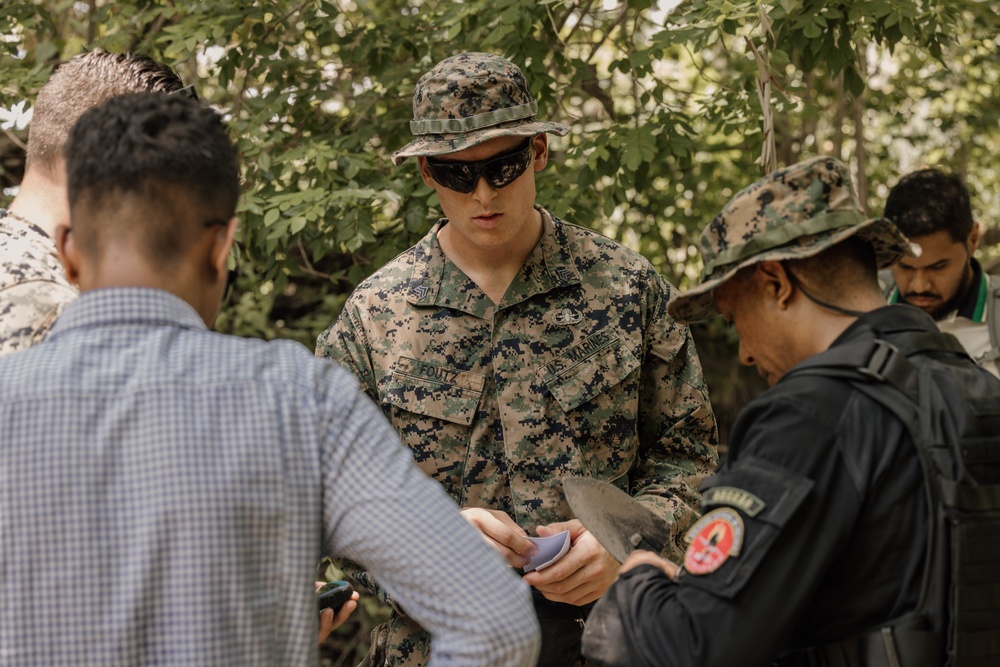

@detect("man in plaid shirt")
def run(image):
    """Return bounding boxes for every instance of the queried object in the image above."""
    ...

[0,92,539,667]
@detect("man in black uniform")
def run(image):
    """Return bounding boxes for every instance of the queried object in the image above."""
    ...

[581,156,1000,666]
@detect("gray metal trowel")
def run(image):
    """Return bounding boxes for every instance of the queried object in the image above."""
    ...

[562,476,672,563]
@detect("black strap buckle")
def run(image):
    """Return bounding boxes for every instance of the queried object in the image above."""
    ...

[857,339,901,383]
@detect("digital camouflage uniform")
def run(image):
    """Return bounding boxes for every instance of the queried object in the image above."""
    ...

[317,51,718,667]
[0,210,77,356]
[316,206,718,667]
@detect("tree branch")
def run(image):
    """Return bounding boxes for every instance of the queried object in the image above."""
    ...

[296,238,332,280]
[2,127,27,152]
[586,3,629,65]
[852,43,869,212]
[561,0,596,46]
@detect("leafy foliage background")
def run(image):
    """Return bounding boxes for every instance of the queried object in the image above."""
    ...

[2,0,998,660]
[4,0,997,347]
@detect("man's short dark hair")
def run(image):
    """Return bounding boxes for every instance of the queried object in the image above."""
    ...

[26,48,191,171]
[66,93,239,265]
[884,168,974,243]
[786,236,880,299]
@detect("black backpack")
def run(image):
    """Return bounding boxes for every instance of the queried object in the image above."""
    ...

[782,323,1000,667]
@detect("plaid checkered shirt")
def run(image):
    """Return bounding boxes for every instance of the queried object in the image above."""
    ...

[0,287,539,667]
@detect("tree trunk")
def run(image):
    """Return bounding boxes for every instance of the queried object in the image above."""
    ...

[852,47,869,212]
[832,72,845,161]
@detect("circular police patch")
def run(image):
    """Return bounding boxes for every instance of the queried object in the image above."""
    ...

[683,508,745,575]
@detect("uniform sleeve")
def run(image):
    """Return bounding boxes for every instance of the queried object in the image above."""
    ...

[315,301,379,399]
[631,272,719,559]
[314,303,400,607]
[317,367,540,667]
[587,393,865,667]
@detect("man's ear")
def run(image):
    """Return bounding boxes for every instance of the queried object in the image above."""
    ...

[968,222,981,253]
[210,217,238,280]
[755,260,795,310]
[532,133,548,172]
[417,156,436,188]
[54,225,81,286]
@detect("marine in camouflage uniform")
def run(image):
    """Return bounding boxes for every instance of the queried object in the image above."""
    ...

[0,209,78,356]
[316,52,718,667]
[1,50,189,358]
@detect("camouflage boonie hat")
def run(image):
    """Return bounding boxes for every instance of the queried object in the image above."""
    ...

[668,155,917,324]
[391,52,570,165]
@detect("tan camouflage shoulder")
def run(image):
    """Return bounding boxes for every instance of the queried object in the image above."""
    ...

[316,237,427,399]
[0,214,78,356]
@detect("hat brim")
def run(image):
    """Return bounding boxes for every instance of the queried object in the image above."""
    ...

[667,217,917,324]
[391,119,570,165]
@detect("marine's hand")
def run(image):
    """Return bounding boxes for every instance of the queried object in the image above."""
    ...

[522,519,619,606]
[620,549,680,579]
[316,582,360,643]
[460,507,538,568]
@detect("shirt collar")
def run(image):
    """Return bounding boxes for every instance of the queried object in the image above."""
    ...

[404,205,581,315]
[964,258,988,323]
[48,287,208,339]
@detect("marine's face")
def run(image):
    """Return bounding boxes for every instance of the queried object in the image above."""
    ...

[418,134,547,254]
[891,229,976,320]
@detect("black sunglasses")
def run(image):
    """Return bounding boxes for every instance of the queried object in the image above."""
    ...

[425,138,534,193]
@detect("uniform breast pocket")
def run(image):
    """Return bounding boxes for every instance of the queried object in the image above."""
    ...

[381,357,485,489]
[538,329,642,480]
[383,357,485,424]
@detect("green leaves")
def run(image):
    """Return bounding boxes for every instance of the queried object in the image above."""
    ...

[2,0,997,344]
[621,125,658,172]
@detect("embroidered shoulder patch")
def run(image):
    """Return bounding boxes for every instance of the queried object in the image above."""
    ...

[683,508,745,575]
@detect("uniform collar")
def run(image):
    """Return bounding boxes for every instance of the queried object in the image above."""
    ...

[965,258,988,323]
[0,208,53,241]
[404,205,581,316]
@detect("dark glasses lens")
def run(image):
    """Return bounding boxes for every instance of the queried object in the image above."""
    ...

[425,138,533,193]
